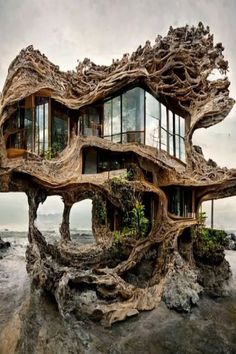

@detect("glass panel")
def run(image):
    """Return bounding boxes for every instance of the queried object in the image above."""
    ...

[104,101,112,137]
[112,134,122,143]
[161,128,167,151]
[145,92,160,147]
[146,92,160,119]
[80,107,100,137]
[175,115,180,136]
[168,133,174,155]
[35,97,49,155]
[52,116,68,153]
[169,111,174,134]
[146,116,159,147]
[180,137,185,161]
[122,88,144,142]
[180,116,185,137]
[51,100,69,154]
[24,108,33,151]
[175,135,180,159]
[112,96,121,135]
[161,104,167,129]
[89,107,100,136]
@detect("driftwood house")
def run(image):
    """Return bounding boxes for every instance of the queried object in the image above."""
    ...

[0,23,235,325]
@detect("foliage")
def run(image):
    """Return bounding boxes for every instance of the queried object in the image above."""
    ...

[113,230,122,243]
[93,195,107,225]
[41,142,64,160]
[126,168,135,181]
[42,148,52,160]
[130,201,149,238]
[197,211,207,227]
[193,211,227,253]
[113,200,149,242]
[197,228,227,252]
[109,175,136,208]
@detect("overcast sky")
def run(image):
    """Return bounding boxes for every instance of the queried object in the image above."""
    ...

[0,0,236,231]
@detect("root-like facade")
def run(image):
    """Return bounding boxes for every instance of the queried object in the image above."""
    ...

[0,23,235,326]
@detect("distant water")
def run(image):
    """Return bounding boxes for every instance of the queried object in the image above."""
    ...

[0,228,95,245]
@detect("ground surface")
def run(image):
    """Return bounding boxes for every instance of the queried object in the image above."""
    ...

[0,234,236,354]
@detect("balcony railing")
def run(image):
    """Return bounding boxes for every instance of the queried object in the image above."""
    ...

[102,131,145,144]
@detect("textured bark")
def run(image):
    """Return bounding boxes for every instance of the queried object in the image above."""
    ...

[0,23,235,326]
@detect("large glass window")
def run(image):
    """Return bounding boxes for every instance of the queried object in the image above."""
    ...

[83,87,186,162]
[145,92,160,147]
[35,97,49,155]
[51,100,69,154]
[167,187,192,217]
[80,107,100,137]
[104,97,121,142]
[4,98,33,151]
[168,111,174,156]
[103,88,144,144]
[104,100,112,139]
[145,95,185,162]
[23,96,33,151]
[122,87,144,143]
[111,96,121,143]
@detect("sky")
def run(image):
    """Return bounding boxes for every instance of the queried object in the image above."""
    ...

[0,0,236,231]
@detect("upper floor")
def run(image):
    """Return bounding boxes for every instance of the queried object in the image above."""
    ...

[3,86,186,162]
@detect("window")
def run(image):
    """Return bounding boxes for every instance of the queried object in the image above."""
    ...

[103,87,145,144]
[80,107,101,137]
[104,100,112,138]
[145,95,185,162]
[4,94,72,157]
[81,87,186,162]
[51,100,69,153]
[35,96,49,155]
[145,92,160,147]
[104,96,121,142]
[111,96,121,142]
[168,187,192,217]
[122,87,144,143]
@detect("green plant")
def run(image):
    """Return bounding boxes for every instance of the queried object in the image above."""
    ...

[126,168,134,181]
[130,200,149,238]
[113,230,122,243]
[197,211,207,227]
[93,195,107,225]
[109,176,136,208]
[42,148,52,160]
[194,210,227,253]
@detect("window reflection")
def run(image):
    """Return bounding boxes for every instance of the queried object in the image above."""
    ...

[51,100,69,154]
[122,87,144,143]
[145,92,160,148]
[102,88,186,161]
[35,97,49,155]
[103,87,145,144]
[80,107,101,137]
[167,187,192,217]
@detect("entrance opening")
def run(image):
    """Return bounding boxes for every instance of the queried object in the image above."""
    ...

[70,199,95,244]
[37,196,63,243]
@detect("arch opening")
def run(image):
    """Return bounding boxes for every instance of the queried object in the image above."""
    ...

[70,199,95,244]
[37,195,64,243]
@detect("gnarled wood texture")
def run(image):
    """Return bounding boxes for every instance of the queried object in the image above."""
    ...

[0,23,235,326]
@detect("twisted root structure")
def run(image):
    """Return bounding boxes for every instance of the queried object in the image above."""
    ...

[0,23,235,326]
